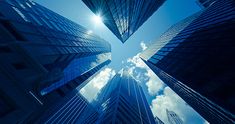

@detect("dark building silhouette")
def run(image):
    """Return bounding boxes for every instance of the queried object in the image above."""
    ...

[141,0,235,123]
[0,0,110,123]
[95,69,156,124]
[166,109,183,124]
[82,0,166,43]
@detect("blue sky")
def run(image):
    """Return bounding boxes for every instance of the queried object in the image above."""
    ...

[35,0,207,123]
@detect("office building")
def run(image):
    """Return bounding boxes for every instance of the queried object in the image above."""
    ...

[155,116,164,124]
[95,69,156,124]
[75,104,100,124]
[0,0,111,123]
[166,109,183,124]
[37,92,99,124]
[196,0,217,8]
[82,0,166,43]
[141,0,235,123]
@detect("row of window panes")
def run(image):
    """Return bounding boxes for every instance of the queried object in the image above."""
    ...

[12,6,30,22]
[46,35,107,48]
[12,0,102,43]
[10,1,109,46]
[10,2,82,35]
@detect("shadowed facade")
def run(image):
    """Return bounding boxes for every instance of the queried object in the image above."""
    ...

[141,0,235,123]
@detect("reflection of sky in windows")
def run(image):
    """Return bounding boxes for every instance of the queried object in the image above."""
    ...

[8,0,111,96]
[12,6,30,22]
[40,53,111,95]
[26,2,32,8]
[29,13,42,25]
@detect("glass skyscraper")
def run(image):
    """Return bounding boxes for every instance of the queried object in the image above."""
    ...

[95,69,156,124]
[196,0,217,8]
[166,109,183,124]
[82,0,166,43]
[0,0,110,123]
[36,92,99,124]
[141,0,235,123]
[155,116,164,124]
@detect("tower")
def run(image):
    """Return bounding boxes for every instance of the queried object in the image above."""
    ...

[141,0,235,123]
[196,0,217,8]
[82,0,166,43]
[0,0,111,123]
[155,116,165,124]
[166,109,183,124]
[96,69,156,124]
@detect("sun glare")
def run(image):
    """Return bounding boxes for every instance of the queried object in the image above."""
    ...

[92,14,103,26]
[87,30,93,34]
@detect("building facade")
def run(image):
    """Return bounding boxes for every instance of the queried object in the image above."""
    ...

[166,109,183,124]
[196,0,217,8]
[95,69,156,124]
[36,91,99,124]
[0,0,111,123]
[82,0,166,43]
[141,0,235,123]
[155,116,164,124]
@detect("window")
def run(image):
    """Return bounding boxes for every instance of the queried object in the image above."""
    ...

[50,21,61,31]
[15,0,26,9]
[40,17,53,29]
[29,13,42,25]
[12,7,30,22]
[30,1,36,5]
[26,2,32,8]
[19,3,26,9]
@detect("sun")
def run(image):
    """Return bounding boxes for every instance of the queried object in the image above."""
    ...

[92,14,103,26]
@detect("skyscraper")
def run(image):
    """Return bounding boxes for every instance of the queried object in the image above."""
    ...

[0,0,111,123]
[36,92,99,124]
[141,0,235,123]
[155,116,164,124]
[166,109,183,124]
[95,69,156,124]
[82,0,166,43]
[196,0,217,8]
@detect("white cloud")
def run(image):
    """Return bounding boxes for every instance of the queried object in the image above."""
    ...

[127,53,146,68]
[126,53,164,96]
[124,41,205,124]
[145,69,164,95]
[127,66,136,76]
[151,87,205,124]
[140,41,147,51]
[80,67,116,102]
[90,53,111,68]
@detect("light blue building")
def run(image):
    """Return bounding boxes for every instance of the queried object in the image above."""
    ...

[166,109,183,124]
